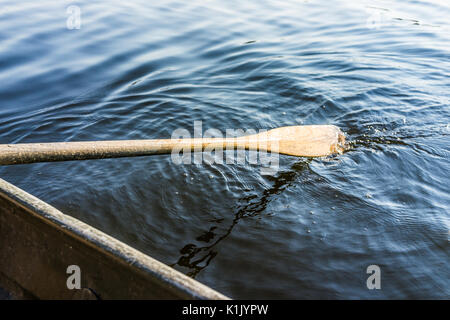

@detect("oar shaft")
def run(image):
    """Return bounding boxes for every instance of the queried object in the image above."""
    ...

[0,137,271,165]
[0,125,345,165]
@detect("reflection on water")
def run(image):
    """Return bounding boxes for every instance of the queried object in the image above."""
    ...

[172,160,311,278]
[0,0,449,298]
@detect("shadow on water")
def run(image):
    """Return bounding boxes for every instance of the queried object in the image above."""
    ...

[170,159,312,278]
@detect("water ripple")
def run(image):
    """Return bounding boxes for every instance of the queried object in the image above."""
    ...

[0,0,449,299]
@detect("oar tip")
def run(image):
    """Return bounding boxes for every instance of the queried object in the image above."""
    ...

[330,125,347,155]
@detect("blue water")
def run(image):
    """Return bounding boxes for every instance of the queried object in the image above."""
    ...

[0,0,449,299]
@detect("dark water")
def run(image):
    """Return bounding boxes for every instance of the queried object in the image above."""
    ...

[0,0,449,299]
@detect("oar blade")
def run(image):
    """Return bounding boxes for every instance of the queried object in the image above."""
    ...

[267,125,346,157]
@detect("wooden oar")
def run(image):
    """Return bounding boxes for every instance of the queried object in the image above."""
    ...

[0,125,346,165]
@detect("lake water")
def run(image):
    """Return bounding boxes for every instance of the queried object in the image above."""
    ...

[0,0,448,299]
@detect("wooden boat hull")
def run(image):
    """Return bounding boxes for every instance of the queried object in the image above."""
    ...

[0,178,228,300]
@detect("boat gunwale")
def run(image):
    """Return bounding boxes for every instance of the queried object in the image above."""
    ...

[0,177,229,300]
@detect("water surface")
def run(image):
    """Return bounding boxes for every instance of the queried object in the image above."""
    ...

[0,0,449,298]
